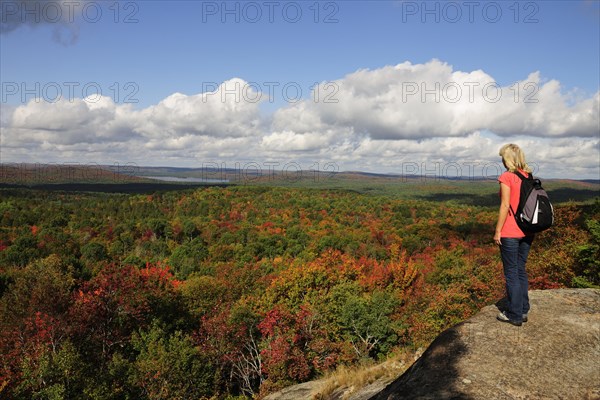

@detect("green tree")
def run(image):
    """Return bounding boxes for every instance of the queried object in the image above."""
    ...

[573,219,600,287]
[1,232,40,267]
[182,219,199,241]
[15,340,87,400]
[168,237,209,279]
[339,291,401,359]
[180,274,227,317]
[426,248,469,288]
[81,242,108,265]
[131,322,213,399]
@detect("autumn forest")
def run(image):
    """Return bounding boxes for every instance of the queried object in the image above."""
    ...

[1,179,599,399]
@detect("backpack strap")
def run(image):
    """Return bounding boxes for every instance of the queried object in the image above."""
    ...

[509,170,531,216]
[513,170,532,181]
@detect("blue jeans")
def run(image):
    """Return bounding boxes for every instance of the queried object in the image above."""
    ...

[500,236,534,322]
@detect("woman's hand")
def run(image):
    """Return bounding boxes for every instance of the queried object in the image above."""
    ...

[493,230,502,246]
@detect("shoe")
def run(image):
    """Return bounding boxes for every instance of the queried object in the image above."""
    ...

[497,311,522,326]
[522,313,528,323]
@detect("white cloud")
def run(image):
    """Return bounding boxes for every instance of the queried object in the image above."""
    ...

[271,61,599,142]
[1,62,598,178]
[261,129,347,152]
[2,78,264,153]
[304,132,599,179]
[134,79,264,139]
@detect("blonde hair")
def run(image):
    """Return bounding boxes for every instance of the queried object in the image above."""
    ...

[499,144,532,173]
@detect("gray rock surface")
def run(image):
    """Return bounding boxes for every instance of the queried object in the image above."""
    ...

[263,380,323,400]
[371,289,600,400]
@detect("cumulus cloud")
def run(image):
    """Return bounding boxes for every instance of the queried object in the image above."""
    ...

[135,79,264,139]
[300,132,600,179]
[1,79,266,163]
[261,129,345,152]
[7,96,139,146]
[1,63,599,178]
[258,60,599,177]
[268,60,599,144]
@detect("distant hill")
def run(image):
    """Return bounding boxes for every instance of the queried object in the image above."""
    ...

[0,163,150,185]
[1,164,598,203]
[0,163,230,193]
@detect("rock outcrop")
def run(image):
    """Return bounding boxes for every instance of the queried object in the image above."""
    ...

[264,289,600,400]
[371,289,600,400]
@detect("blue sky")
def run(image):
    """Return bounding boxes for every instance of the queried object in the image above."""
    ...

[1,1,599,178]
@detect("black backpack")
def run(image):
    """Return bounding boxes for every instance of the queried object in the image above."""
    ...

[510,171,554,233]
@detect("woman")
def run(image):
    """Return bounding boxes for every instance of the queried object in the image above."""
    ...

[493,144,534,327]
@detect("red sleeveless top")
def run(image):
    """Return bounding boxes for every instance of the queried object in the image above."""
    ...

[498,170,527,238]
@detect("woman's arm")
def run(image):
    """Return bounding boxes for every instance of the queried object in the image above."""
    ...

[494,182,511,245]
